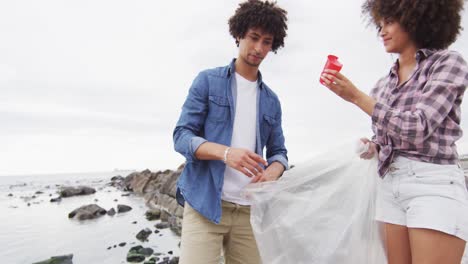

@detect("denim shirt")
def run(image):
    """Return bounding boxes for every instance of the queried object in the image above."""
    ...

[173,59,289,224]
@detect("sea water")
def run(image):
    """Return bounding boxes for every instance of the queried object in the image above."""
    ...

[0,171,180,264]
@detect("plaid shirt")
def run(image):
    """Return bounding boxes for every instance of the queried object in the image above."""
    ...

[370,49,468,177]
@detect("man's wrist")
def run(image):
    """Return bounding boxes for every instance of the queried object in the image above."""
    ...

[223,147,231,163]
[267,161,285,179]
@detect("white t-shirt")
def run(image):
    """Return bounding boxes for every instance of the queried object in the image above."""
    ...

[222,72,258,205]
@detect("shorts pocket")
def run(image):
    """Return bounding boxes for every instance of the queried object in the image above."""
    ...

[412,161,459,184]
[414,172,454,185]
[411,163,466,200]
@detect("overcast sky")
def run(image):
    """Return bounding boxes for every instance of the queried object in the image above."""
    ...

[1,1,468,176]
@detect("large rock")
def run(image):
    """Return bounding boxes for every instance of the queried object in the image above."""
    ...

[107,208,116,216]
[145,209,161,221]
[68,204,107,220]
[111,175,125,181]
[124,167,183,197]
[160,210,171,222]
[136,228,152,242]
[32,254,73,264]
[127,245,154,262]
[50,197,62,203]
[123,169,158,194]
[122,165,185,237]
[146,191,183,219]
[117,204,132,213]
[126,253,145,263]
[59,186,96,198]
[144,258,157,264]
[168,216,182,236]
[155,222,170,229]
[169,257,179,264]
[108,175,126,188]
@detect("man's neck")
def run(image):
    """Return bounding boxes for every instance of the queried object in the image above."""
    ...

[235,58,258,82]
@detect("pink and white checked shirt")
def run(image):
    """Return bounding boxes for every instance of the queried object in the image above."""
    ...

[371,49,468,177]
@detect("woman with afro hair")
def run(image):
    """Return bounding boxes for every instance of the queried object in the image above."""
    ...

[321,0,468,263]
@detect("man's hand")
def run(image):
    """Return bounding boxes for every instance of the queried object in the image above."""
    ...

[194,142,268,178]
[360,138,378,160]
[225,148,268,178]
[251,161,284,183]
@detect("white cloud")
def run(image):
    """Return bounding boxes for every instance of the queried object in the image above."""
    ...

[0,0,467,175]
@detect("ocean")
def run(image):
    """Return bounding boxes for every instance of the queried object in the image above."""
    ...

[0,171,180,264]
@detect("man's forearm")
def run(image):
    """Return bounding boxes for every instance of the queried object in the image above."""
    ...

[195,142,267,178]
[266,161,285,179]
[194,142,228,161]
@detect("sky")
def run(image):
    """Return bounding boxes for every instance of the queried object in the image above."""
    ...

[1,1,468,176]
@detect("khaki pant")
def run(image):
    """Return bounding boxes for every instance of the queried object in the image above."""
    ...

[179,201,261,264]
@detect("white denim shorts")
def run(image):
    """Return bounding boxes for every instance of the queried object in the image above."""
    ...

[376,156,468,241]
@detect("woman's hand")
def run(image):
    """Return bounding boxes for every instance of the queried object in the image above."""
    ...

[320,69,362,103]
[320,69,376,116]
[359,138,378,159]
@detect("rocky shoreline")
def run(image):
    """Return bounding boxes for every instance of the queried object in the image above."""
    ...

[6,166,185,264]
[112,165,185,237]
[105,165,184,264]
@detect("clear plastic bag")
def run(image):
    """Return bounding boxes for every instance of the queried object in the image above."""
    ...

[243,141,387,264]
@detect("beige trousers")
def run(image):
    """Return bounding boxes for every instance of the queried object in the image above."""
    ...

[179,201,261,264]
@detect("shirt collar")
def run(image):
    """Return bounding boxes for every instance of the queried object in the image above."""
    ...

[416,48,437,61]
[388,48,438,77]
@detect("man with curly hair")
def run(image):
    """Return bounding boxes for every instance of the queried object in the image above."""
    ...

[173,1,288,263]
[321,0,468,263]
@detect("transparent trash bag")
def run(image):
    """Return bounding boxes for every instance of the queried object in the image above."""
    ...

[243,141,387,264]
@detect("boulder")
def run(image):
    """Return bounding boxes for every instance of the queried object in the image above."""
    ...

[123,166,185,239]
[111,175,125,181]
[59,186,96,198]
[155,222,170,229]
[32,254,73,264]
[169,257,179,264]
[160,210,171,222]
[50,197,62,203]
[68,204,107,220]
[145,209,161,221]
[136,228,152,242]
[168,216,182,236]
[107,208,116,216]
[117,204,132,213]
[127,245,154,263]
[143,258,157,264]
[126,252,145,263]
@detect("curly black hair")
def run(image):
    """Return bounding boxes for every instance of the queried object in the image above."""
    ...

[362,0,465,50]
[228,0,288,53]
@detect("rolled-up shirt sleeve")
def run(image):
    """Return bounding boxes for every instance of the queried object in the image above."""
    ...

[190,137,208,159]
[267,154,289,171]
